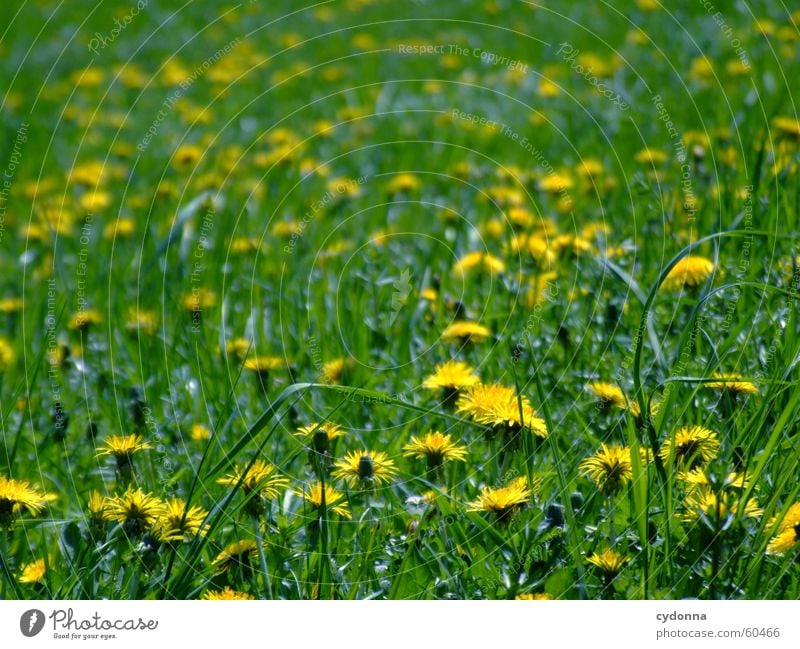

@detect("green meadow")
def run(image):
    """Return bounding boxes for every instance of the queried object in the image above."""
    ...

[1,0,800,600]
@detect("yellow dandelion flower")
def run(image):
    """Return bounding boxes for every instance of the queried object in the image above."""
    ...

[103,218,136,240]
[767,528,800,555]
[125,309,157,336]
[579,444,636,495]
[296,481,351,519]
[19,558,46,585]
[705,372,758,395]
[453,251,506,276]
[0,476,57,527]
[626,398,661,425]
[386,173,421,193]
[69,309,102,331]
[153,498,208,543]
[681,486,762,522]
[403,431,468,468]
[0,297,23,313]
[96,434,151,463]
[587,381,626,409]
[538,173,573,193]
[679,468,749,490]
[516,592,552,600]
[508,207,534,229]
[660,256,714,292]
[102,488,165,535]
[659,425,720,467]
[321,357,352,384]
[201,587,255,600]
[243,356,284,374]
[230,237,260,254]
[467,480,531,521]
[773,116,800,139]
[0,338,14,372]
[586,548,629,576]
[422,361,480,404]
[217,460,288,500]
[87,490,106,518]
[441,321,491,345]
[456,384,548,438]
[527,236,556,265]
[191,424,212,441]
[212,540,258,574]
[765,503,800,555]
[182,288,216,313]
[420,287,438,302]
[294,422,346,453]
[172,144,203,169]
[767,502,800,532]
[332,450,397,486]
[225,337,252,358]
[634,148,668,165]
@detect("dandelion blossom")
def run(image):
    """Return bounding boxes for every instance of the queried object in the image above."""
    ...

[96,434,151,468]
[659,256,714,292]
[217,460,288,512]
[212,540,258,574]
[681,486,762,523]
[659,425,720,467]
[586,548,629,577]
[457,384,548,439]
[19,558,46,585]
[153,498,208,543]
[201,587,255,600]
[403,431,468,469]
[294,422,345,453]
[587,381,626,410]
[422,361,480,405]
[332,450,397,487]
[579,444,636,495]
[453,251,506,276]
[0,339,15,372]
[296,481,351,519]
[0,476,57,528]
[467,480,531,522]
[766,503,800,555]
[69,309,102,331]
[706,372,758,396]
[102,488,165,535]
[441,321,491,345]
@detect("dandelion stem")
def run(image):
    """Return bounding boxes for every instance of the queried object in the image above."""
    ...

[608,497,616,547]
[0,530,20,598]
[253,519,273,599]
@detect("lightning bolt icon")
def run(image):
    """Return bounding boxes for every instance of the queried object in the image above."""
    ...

[28,612,38,632]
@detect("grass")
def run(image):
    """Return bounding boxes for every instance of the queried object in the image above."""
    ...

[1,0,800,600]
